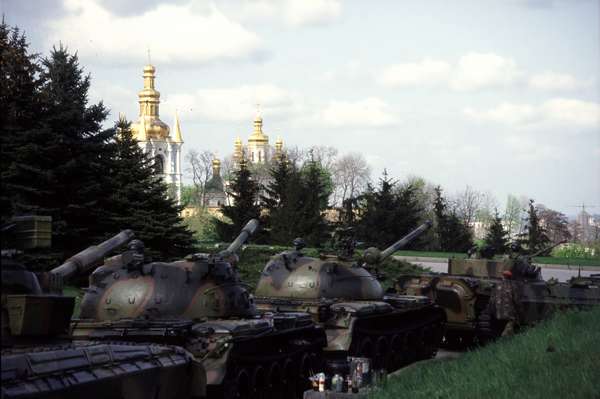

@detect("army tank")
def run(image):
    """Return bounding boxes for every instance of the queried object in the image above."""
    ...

[70,219,327,399]
[254,221,446,374]
[1,216,205,399]
[394,242,600,346]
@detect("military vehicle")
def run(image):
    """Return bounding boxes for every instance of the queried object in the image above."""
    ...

[1,216,205,399]
[70,219,327,399]
[254,221,446,374]
[394,242,600,346]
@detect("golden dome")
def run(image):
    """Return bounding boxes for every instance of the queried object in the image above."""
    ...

[132,64,170,141]
[248,113,269,144]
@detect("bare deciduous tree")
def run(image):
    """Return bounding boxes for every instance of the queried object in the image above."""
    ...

[331,152,371,206]
[185,149,214,208]
[452,185,483,226]
[537,204,572,242]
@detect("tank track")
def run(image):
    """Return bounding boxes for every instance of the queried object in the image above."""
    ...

[70,317,326,399]
[211,326,325,399]
[1,341,197,399]
[346,305,445,372]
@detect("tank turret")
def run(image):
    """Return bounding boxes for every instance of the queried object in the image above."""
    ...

[79,220,259,321]
[73,219,327,398]
[254,222,445,373]
[256,221,433,301]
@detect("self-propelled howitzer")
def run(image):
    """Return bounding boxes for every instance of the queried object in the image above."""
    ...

[254,222,445,374]
[71,219,327,399]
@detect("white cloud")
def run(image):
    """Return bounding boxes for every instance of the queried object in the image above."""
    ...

[47,0,262,65]
[379,52,520,91]
[319,97,397,127]
[378,59,451,87]
[464,98,600,129]
[162,84,298,123]
[450,53,519,91]
[283,0,341,27]
[528,71,590,91]
[228,0,341,28]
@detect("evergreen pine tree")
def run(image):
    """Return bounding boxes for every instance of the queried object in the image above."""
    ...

[297,156,330,246]
[518,199,550,254]
[261,154,304,245]
[433,186,473,252]
[355,171,425,248]
[484,209,509,254]
[356,170,397,246]
[0,21,42,221]
[216,160,261,241]
[3,43,114,256]
[99,119,195,259]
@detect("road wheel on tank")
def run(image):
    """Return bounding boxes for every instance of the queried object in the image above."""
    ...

[420,326,437,358]
[220,367,251,399]
[266,362,283,399]
[389,334,404,371]
[250,365,266,399]
[404,332,418,364]
[358,337,374,360]
[281,358,296,399]
[374,336,390,371]
[297,353,314,397]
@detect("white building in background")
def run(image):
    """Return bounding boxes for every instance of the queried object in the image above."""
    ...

[130,64,183,204]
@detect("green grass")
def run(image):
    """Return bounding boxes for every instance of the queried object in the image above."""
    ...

[393,250,600,267]
[198,244,429,291]
[373,308,600,399]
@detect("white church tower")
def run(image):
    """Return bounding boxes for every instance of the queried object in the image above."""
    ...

[130,64,183,204]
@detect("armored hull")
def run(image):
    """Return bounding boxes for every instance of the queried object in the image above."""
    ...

[71,220,327,399]
[395,256,600,346]
[254,222,446,373]
[1,217,205,399]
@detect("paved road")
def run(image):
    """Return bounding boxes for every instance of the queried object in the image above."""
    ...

[400,259,596,282]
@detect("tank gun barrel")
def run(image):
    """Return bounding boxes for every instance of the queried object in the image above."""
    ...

[528,240,567,258]
[362,221,432,266]
[379,221,433,260]
[50,230,135,280]
[221,219,259,256]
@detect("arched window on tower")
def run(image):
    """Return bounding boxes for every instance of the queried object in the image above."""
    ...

[154,154,164,175]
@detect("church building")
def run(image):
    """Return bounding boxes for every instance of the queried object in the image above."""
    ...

[233,112,284,166]
[130,64,183,204]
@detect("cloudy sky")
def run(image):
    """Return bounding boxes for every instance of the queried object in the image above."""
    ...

[3,0,599,214]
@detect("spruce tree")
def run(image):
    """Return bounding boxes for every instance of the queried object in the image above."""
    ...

[99,119,195,259]
[261,154,304,245]
[3,43,114,256]
[216,160,261,241]
[518,199,550,254]
[297,156,330,246]
[355,171,425,248]
[484,209,509,254]
[0,22,42,221]
[433,186,473,252]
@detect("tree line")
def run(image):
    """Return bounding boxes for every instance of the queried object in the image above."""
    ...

[1,22,195,265]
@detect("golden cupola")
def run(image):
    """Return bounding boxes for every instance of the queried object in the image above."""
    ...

[248,113,269,144]
[233,136,244,161]
[274,137,284,160]
[132,64,170,141]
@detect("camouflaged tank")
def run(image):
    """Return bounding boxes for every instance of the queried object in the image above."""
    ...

[70,219,327,399]
[254,222,446,374]
[1,216,205,399]
[394,242,600,346]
